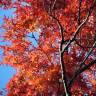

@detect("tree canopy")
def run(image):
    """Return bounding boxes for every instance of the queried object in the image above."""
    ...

[0,0,96,95]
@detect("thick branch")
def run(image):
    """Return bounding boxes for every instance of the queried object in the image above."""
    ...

[49,1,71,94]
[80,59,96,74]
[68,59,96,88]
[49,14,71,96]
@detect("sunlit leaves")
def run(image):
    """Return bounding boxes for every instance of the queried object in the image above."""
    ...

[0,0,96,95]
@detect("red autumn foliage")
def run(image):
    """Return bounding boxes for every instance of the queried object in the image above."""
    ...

[0,0,96,95]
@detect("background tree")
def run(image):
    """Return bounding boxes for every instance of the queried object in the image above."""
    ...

[0,0,96,95]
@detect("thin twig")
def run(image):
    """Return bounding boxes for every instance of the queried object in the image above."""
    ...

[26,33,53,65]
[75,39,92,49]
[51,0,57,12]
[78,0,82,25]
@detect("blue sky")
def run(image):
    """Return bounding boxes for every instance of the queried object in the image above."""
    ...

[0,8,16,91]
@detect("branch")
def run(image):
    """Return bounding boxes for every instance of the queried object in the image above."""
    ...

[68,59,96,88]
[67,1,96,89]
[49,15,65,42]
[78,0,82,44]
[75,39,92,49]
[61,1,95,54]
[79,41,96,67]
[80,59,96,74]
[68,40,96,88]
[26,33,53,65]
[78,0,82,25]
[43,0,96,95]
[50,0,57,13]
[49,12,71,96]
[48,1,71,95]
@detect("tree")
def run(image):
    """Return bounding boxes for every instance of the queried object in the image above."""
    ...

[0,0,96,95]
